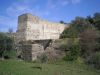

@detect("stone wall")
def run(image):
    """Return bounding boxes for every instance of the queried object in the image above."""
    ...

[17,13,68,42]
[22,44,44,61]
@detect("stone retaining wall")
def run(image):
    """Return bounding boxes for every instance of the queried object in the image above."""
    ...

[22,44,44,61]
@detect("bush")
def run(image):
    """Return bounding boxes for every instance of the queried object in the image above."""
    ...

[3,50,16,59]
[38,53,48,63]
[17,55,21,59]
[45,50,64,63]
[88,52,100,69]
[0,32,14,57]
[79,28,99,58]
[65,44,81,61]
[4,55,10,59]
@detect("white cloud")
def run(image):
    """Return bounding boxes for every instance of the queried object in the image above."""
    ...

[0,15,17,32]
[71,0,81,4]
[61,0,69,6]
[6,0,52,17]
[0,0,52,32]
[46,0,57,9]
[0,16,16,25]
[0,0,81,32]
[46,0,81,10]
[0,1,33,32]
[6,3,32,17]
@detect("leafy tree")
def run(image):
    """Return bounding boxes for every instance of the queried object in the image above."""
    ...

[59,20,67,24]
[65,44,81,61]
[79,28,99,57]
[61,17,92,38]
[8,28,13,33]
[0,33,14,58]
[87,13,100,30]
[86,16,94,24]
[93,12,100,30]
[88,52,100,69]
[93,13,100,20]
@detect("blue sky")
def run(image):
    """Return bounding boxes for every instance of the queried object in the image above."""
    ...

[0,0,100,32]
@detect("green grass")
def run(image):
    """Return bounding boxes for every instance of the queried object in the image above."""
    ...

[0,59,100,75]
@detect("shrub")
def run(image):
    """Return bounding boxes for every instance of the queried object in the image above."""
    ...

[4,55,10,59]
[38,53,48,63]
[0,32,14,58]
[3,50,16,59]
[65,44,81,61]
[88,52,100,69]
[17,55,21,59]
[45,50,64,63]
[79,28,99,58]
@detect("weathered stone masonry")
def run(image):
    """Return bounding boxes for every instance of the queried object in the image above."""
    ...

[16,13,68,61]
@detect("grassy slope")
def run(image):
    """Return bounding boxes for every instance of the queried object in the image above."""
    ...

[0,59,100,75]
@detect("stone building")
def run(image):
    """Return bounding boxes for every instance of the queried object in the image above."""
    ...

[16,13,68,61]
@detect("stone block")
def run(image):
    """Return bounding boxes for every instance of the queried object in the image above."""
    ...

[22,44,44,61]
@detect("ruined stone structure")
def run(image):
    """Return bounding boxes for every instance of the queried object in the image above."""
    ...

[16,13,68,61]
[17,13,66,41]
[22,44,44,61]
